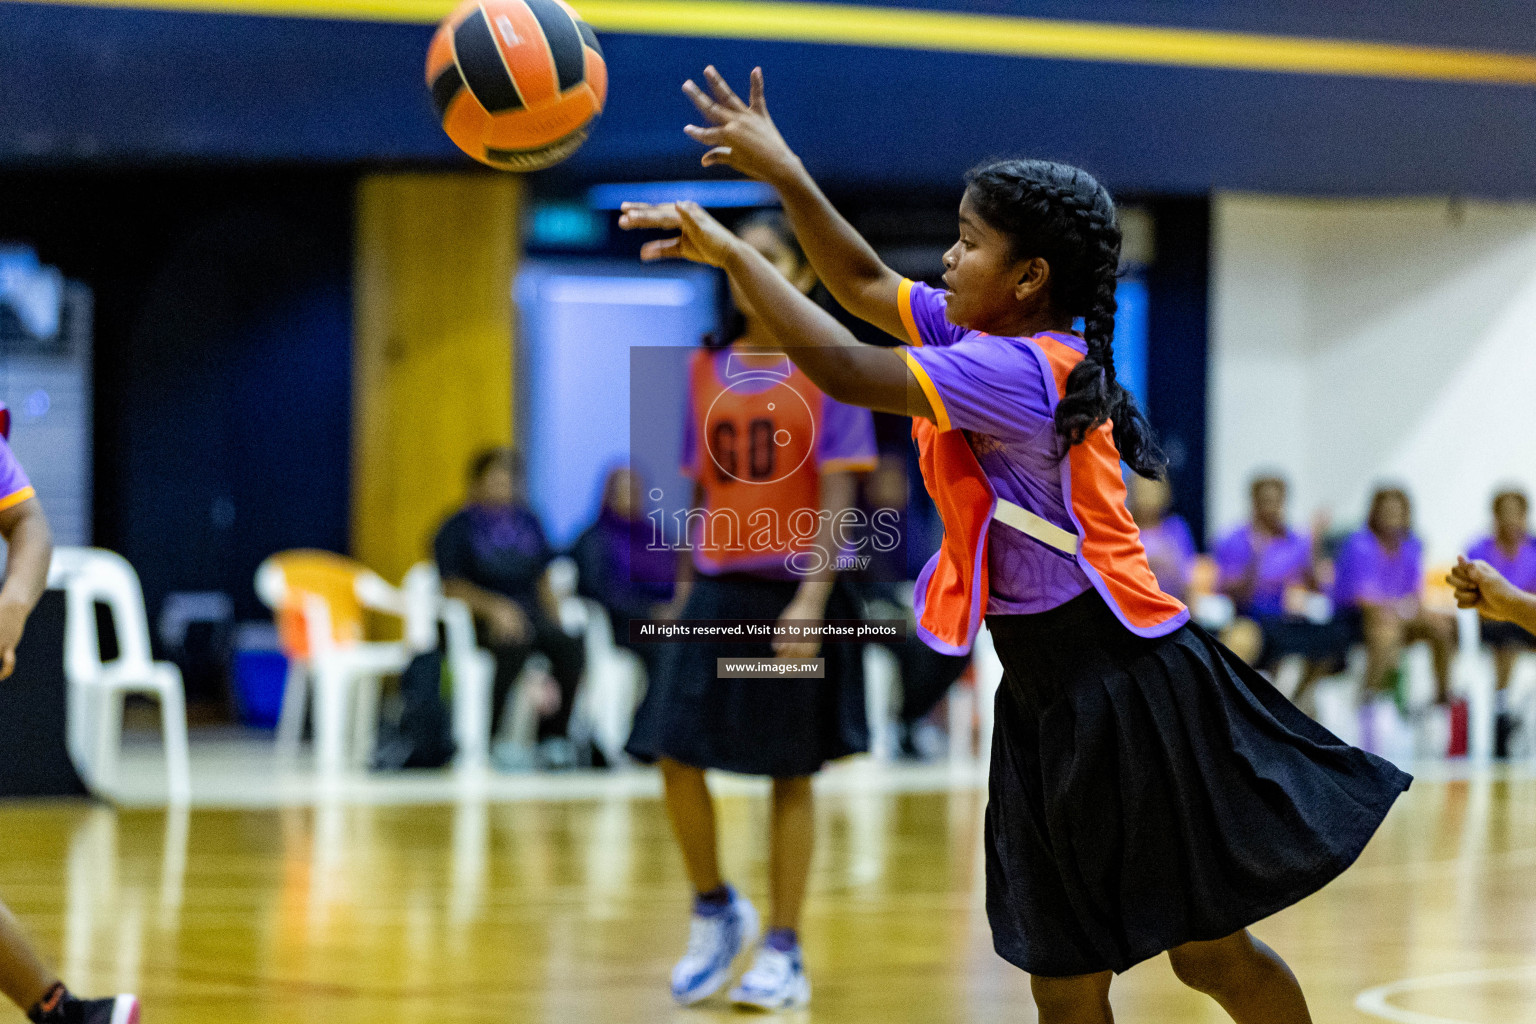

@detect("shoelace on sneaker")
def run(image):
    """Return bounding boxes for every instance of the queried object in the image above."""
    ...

[684,914,729,959]
[740,948,793,991]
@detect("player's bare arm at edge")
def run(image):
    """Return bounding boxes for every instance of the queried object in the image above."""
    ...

[624,66,909,344]
[620,202,936,423]
[0,497,52,680]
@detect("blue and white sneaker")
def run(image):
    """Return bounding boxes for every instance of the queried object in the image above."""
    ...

[730,944,811,1011]
[669,888,759,1005]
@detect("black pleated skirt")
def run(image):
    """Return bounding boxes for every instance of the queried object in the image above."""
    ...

[625,573,869,777]
[984,590,1411,977]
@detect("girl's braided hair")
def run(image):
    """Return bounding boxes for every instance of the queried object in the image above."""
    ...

[964,159,1165,478]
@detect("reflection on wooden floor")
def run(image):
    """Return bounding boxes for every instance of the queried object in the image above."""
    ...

[1,776,1534,1023]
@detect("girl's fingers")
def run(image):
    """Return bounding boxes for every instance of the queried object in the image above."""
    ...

[684,124,727,145]
[618,208,681,231]
[677,202,726,243]
[675,202,709,234]
[700,146,735,168]
[682,79,728,124]
[619,202,666,219]
[749,67,766,112]
[639,237,683,261]
[703,65,748,110]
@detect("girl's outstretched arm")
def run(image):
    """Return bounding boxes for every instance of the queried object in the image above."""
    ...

[622,201,934,423]
[0,498,51,680]
[624,67,908,343]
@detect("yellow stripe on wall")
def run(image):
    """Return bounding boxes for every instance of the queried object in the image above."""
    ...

[352,172,519,585]
[9,0,1536,88]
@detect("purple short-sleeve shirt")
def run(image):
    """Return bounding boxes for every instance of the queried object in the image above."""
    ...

[0,438,32,511]
[1213,525,1313,619]
[901,282,1092,615]
[1334,529,1423,608]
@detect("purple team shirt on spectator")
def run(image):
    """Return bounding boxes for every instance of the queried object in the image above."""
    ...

[1212,525,1312,619]
[1141,515,1197,601]
[1334,528,1423,608]
[1466,535,1536,592]
[901,282,1093,615]
[0,438,32,510]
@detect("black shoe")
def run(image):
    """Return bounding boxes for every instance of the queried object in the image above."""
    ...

[74,996,140,1024]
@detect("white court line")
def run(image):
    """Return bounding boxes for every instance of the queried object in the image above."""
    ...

[1355,964,1536,1024]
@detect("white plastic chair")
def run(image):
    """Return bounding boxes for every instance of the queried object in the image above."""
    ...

[499,653,554,762]
[564,597,646,766]
[1456,607,1497,762]
[971,624,1003,763]
[254,556,409,778]
[402,562,497,771]
[863,644,900,761]
[545,556,579,605]
[944,626,1002,767]
[860,583,913,762]
[1505,651,1536,760]
[46,547,191,804]
[1192,593,1236,631]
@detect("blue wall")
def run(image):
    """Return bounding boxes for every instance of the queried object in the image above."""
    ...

[1143,199,1210,545]
[518,260,719,547]
[0,169,355,634]
[0,2,1535,198]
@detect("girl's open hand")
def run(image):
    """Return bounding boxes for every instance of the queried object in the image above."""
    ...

[682,67,800,184]
[620,201,740,268]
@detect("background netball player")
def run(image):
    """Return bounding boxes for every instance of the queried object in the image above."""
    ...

[624,212,877,1011]
[0,418,138,1024]
[622,66,1410,1024]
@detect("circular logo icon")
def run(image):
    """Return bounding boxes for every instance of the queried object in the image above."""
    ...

[704,354,816,486]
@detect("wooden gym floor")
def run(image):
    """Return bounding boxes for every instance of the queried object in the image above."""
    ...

[0,768,1533,1023]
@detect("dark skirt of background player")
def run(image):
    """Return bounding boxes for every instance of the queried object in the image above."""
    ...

[626,573,868,777]
[983,589,1411,979]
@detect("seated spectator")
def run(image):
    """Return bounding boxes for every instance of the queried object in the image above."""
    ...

[1465,489,1536,751]
[1466,489,1536,689]
[1335,486,1453,705]
[434,447,585,765]
[1129,475,1196,601]
[571,466,676,683]
[1213,475,1348,705]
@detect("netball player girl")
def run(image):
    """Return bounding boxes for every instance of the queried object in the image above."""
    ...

[623,212,877,1010]
[621,67,1411,1023]
[0,420,138,1023]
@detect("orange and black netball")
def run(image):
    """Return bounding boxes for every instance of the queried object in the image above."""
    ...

[426,0,607,171]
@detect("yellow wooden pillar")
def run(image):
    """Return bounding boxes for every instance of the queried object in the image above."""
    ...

[352,171,521,584]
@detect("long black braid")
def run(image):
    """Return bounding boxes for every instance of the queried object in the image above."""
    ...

[963,159,1165,479]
